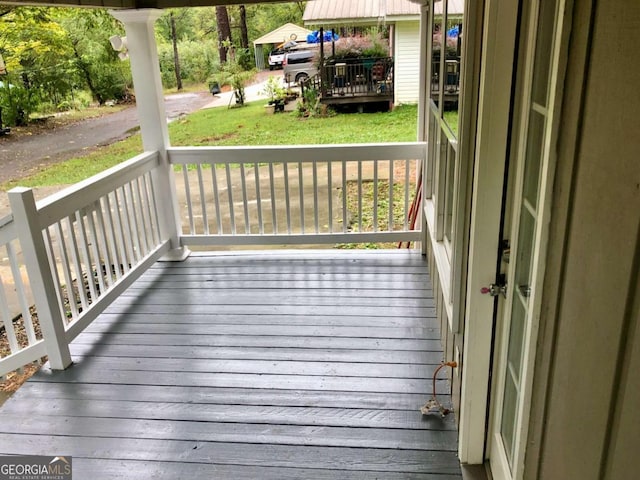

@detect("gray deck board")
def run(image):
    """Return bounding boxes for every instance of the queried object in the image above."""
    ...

[71,458,461,480]
[0,250,461,478]
[68,344,445,363]
[90,312,435,327]
[71,332,445,350]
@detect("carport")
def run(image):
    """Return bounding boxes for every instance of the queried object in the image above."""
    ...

[253,22,312,69]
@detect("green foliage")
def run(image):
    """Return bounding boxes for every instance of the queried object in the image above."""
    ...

[0,7,72,72]
[0,7,78,124]
[235,47,254,71]
[325,34,390,61]
[296,85,324,118]
[261,76,286,102]
[0,2,309,123]
[210,56,256,106]
[158,40,218,88]
[156,8,197,44]
[0,76,37,125]
[0,7,131,121]
[58,9,131,104]
[243,2,306,43]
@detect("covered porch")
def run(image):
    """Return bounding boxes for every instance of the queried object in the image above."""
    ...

[0,3,463,479]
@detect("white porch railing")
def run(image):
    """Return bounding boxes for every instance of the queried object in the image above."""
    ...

[1,151,170,376]
[1,142,425,377]
[169,143,425,246]
[0,214,46,376]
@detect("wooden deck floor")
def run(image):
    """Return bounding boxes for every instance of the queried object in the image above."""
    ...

[0,250,461,479]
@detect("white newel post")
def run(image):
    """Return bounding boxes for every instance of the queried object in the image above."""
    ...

[110,9,189,261]
[415,0,430,254]
[9,188,72,370]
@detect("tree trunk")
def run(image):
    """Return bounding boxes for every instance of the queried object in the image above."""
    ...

[170,12,183,90]
[239,5,249,49]
[215,6,232,63]
[71,41,103,104]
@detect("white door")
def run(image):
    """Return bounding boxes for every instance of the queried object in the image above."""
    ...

[488,0,565,478]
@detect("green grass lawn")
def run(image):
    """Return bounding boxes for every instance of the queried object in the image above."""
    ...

[443,110,459,137]
[170,101,418,146]
[4,101,418,190]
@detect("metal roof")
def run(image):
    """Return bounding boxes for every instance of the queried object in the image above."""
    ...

[303,0,464,24]
[303,0,418,24]
[253,23,312,46]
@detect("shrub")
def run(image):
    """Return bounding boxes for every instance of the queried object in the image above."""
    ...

[320,33,390,62]
[261,76,286,103]
[0,78,39,126]
[235,48,254,72]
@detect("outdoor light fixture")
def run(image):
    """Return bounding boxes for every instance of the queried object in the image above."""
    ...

[109,35,129,60]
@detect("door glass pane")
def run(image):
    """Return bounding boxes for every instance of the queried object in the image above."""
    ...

[515,208,536,300]
[426,116,437,198]
[431,6,443,108]
[501,374,519,466]
[531,0,558,107]
[444,140,456,241]
[442,0,463,137]
[523,110,545,208]
[507,296,527,382]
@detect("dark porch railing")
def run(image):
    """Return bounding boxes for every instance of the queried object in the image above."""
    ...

[304,57,394,105]
[431,57,461,108]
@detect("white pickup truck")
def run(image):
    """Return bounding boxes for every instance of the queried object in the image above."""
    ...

[268,48,285,70]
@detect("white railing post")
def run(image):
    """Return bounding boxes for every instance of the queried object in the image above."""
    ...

[9,187,72,370]
[110,8,189,261]
[417,0,430,255]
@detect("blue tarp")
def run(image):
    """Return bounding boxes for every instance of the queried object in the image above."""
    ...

[306,30,340,44]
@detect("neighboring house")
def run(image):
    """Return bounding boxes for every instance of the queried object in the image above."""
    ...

[252,22,312,70]
[0,1,638,479]
[303,0,421,104]
[303,0,464,105]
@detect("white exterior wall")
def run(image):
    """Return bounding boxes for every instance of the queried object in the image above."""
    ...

[394,20,421,104]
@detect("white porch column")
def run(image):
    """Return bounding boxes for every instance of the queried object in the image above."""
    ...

[110,8,189,261]
[413,0,430,253]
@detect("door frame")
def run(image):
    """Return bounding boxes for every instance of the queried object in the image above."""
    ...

[457,0,520,464]
[458,0,574,471]
[488,0,569,476]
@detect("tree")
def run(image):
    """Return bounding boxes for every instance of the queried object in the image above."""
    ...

[238,5,249,50]
[0,7,75,123]
[243,2,306,41]
[170,12,183,90]
[215,6,232,63]
[57,8,131,105]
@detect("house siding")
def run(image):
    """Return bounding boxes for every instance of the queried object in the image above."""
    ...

[394,20,421,104]
[526,0,640,478]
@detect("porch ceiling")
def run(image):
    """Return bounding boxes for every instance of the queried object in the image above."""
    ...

[0,0,285,9]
